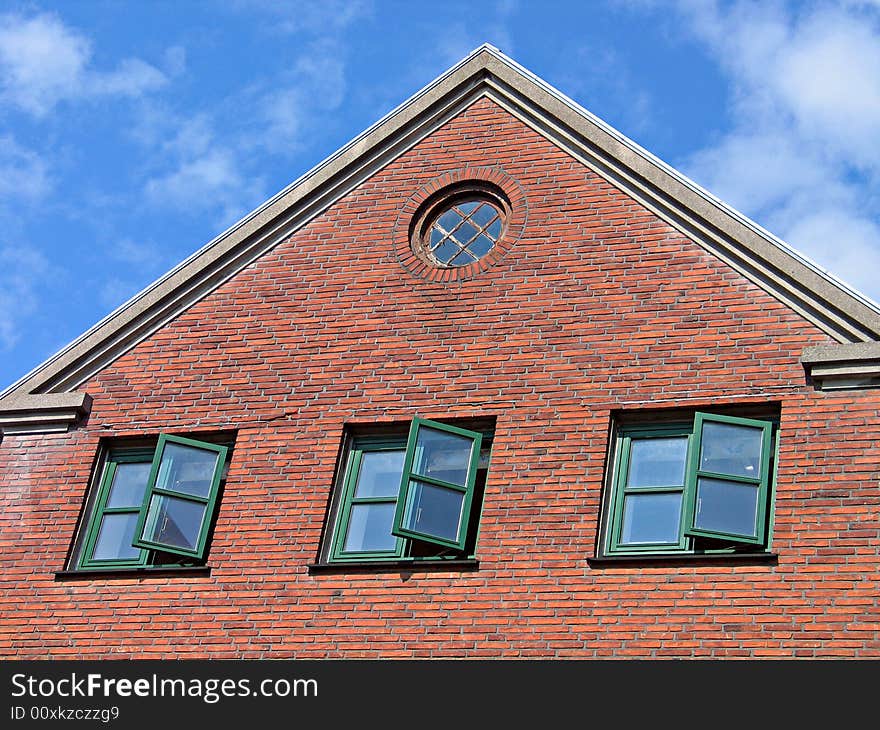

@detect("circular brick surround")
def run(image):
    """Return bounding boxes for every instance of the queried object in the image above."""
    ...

[393,166,527,282]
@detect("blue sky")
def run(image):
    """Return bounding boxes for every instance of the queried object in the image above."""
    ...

[1,0,879,391]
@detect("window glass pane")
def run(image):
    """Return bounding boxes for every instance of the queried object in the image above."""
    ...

[93,513,141,561]
[620,492,682,545]
[437,209,461,232]
[353,450,406,498]
[700,422,763,478]
[402,480,464,542]
[470,203,497,228]
[155,442,220,498]
[467,234,494,259]
[694,477,759,537]
[627,437,688,487]
[106,462,152,508]
[343,503,397,552]
[449,250,473,266]
[456,201,478,216]
[432,238,460,262]
[453,220,480,244]
[142,495,206,551]
[411,426,474,486]
[485,218,502,239]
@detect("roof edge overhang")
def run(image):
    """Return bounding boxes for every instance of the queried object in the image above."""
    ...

[2,44,879,433]
[801,341,880,391]
[0,392,92,436]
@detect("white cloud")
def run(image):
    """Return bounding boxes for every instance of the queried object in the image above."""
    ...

[0,12,168,116]
[0,246,50,349]
[231,0,372,35]
[555,45,654,137]
[131,103,265,225]
[99,278,140,311]
[163,46,187,77]
[260,39,348,149]
[145,148,266,227]
[782,210,880,290]
[109,238,167,269]
[98,239,171,309]
[88,58,167,98]
[0,135,51,200]
[670,0,880,302]
[433,1,516,65]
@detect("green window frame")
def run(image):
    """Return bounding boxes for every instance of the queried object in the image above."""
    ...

[683,412,773,546]
[76,433,229,571]
[328,418,486,563]
[78,448,155,570]
[606,424,693,554]
[392,418,481,551]
[132,434,228,559]
[603,412,776,556]
[330,439,409,562]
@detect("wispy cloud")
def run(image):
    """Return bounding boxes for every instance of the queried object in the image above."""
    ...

[130,104,263,227]
[555,45,654,136]
[97,239,175,310]
[0,247,50,349]
[137,18,362,223]
[259,38,349,152]
[669,0,880,300]
[145,147,267,227]
[0,134,51,200]
[433,1,516,64]
[230,0,373,35]
[123,0,371,226]
[109,238,168,270]
[0,11,168,116]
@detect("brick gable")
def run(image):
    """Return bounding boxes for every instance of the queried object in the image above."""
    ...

[2,96,879,659]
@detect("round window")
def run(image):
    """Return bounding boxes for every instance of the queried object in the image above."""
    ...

[418,194,507,267]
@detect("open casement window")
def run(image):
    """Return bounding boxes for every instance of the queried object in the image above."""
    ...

[682,413,773,546]
[604,412,775,556]
[76,433,229,571]
[328,418,488,563]
[131,434,228,559]
[392,418,482,551]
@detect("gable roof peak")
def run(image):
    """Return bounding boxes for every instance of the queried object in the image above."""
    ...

[2,45,880,426]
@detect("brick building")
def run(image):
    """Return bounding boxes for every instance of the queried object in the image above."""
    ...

[1,45,879,658]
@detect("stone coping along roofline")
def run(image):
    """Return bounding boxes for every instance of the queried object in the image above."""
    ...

[2,44,879,433]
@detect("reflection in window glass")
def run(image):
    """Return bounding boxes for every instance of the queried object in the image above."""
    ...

[155,443,220,498]
[353,450,405,499]
[425,199,503,267]
[143,495,206,551]
[93,513,141,561]
[411,427,473,486]
[694,477,759,537]
[402,480,464,543]
[700,422,763,478]
[620,493,682,545]
[105,462,152,508]
[628,437,688,487]
[344,503,397,552]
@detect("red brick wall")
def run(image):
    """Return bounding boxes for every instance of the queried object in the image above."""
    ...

[2,97,879,658]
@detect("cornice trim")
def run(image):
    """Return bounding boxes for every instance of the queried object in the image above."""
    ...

[0,393,92,435]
